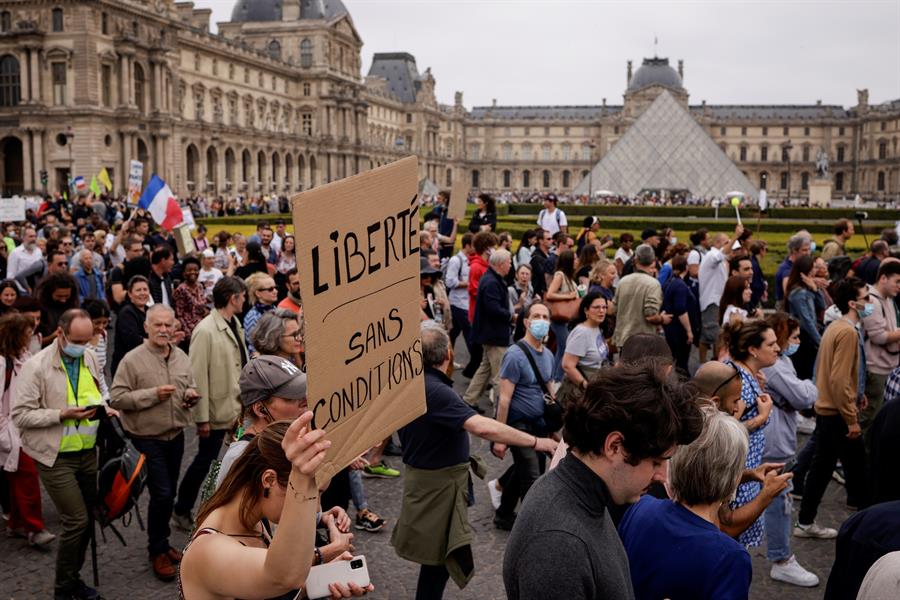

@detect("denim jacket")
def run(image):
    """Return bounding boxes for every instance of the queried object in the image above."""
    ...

[787,287,825,345]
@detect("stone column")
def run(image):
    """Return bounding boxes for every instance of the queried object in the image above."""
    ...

[118,55,127,107]
[32,129,44,190]
[21,130,33,192]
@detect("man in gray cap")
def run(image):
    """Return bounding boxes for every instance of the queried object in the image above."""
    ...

[214,355,308,487]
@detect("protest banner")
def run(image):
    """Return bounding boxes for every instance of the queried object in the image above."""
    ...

[447,170,468,221]
[0,196,25,222]
[127,160,143,205]
[292,156,425,486]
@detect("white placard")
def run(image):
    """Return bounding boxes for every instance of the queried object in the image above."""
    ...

[181,207,196,230]
[127,160,143,205]
[0,196,26,222]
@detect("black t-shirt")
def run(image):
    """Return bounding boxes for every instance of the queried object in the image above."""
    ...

[399,367,476,470]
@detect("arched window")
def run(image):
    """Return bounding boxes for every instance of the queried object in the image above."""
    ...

[52,8,63,32]
[835,172,844,191]
[133,63,145,113]
[562,170,571,188]
[300,39,313,68]
[522,169,530,188]
[0,55,20,107]
[542,170,551,188]
[502,170,511,188]
[471,170,480,188]
[759,172,768,190]
[801,172,809,190]
[267,40,281,60]
[186,144,199,184]
[877,171,885,191]
[445,168,452,186]
[241,149,251,184]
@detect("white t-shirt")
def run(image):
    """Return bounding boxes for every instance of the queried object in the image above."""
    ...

[687,248,703,267]
[722,305,748,326]
[698,246,727,311]
[614,247,633,266]
[6,244,43,279]
[198,267,223,301]
[564,323,609,369]
[537,208,567,235]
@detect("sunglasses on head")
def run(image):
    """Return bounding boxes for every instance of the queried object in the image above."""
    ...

[711,363,740,399]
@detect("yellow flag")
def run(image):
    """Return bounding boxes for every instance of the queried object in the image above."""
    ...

[89,175,101,197]
[98,167,113,192]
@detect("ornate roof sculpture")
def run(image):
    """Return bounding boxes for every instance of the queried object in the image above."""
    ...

[230,0,349,22]
[574,91,757,199]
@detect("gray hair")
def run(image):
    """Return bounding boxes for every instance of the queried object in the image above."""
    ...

[489,248,511,269]
[146,304,175,320]
[251,308,300,354]
[420,321,450,368]
[634,244,656,267]
[787,232,811,253]
[669,406,749,506]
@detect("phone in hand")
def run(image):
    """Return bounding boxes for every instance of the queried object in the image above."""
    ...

[305,556,370,600]
[779,457,797,475]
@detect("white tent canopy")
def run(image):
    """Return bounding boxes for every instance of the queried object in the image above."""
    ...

[574,91,757,200]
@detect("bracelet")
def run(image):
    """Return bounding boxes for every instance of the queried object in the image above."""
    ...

[288,479,319,502]
[313,547,323,565]
[532,436,538,449]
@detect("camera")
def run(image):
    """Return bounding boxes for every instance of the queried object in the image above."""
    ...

[350,559,364,570]
[854,211,868,220]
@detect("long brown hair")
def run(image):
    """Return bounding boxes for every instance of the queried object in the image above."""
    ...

[0,313,32,359]
[765,312,800,351]
[195,421,292,531]
[782,255,815,310]
[719,276,749,324]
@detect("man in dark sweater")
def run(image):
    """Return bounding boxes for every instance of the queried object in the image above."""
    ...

[503,362,704,600]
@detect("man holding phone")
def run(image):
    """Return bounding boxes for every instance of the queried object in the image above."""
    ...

[12,309,108,600]
[110,304,199,581]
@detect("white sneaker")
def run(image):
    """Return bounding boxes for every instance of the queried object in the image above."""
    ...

[770,555,819,587]
[487,479,502,510]
[796,415,816,435]
[27,529,56,547]
[793,522,838,539]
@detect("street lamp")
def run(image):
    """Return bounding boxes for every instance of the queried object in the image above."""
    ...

[784,140,793,203]
[587,142,597,203]
[65,125,75,193]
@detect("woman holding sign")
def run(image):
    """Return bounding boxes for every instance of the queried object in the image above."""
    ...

[179,415,373,599]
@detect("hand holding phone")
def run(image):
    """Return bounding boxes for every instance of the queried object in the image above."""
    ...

[305,555,371,599]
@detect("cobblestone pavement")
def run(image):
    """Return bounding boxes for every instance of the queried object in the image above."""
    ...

[2,354,854,600]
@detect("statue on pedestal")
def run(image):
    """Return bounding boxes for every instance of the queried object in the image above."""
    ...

[815,148,829,179]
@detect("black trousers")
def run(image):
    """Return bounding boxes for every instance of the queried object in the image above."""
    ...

[132,433,185,556]
[798,414,870,525]
[416,564,450,600]
[450,306,472,354]
[497,422,546,519]
[175,428,225,517]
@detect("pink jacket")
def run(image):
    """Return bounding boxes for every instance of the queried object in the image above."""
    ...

[862,285,900,376]
[0,353,29,472]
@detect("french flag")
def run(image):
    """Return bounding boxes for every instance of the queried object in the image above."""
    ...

[138,175,183,231]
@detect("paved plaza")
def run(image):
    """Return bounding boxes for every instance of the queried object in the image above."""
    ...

[2,359,854,600]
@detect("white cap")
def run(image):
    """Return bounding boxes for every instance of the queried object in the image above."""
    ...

[201,248,215,258]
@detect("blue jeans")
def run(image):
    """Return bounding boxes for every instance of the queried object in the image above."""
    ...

[549,320,569,382]
[131,433,185,556]
[348,469,368,511]
[764,483,793,562]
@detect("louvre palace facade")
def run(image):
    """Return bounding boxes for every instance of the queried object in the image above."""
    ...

[0,0,897,202]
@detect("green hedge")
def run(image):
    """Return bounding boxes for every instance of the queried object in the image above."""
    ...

[506,203,898,221]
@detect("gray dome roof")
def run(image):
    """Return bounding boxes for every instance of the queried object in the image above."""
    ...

[230,0,348,22]
[627,57,683,92]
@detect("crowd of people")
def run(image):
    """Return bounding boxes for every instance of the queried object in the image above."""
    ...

[1,187,900,600]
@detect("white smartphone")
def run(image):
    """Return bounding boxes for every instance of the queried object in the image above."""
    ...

[304,555,370,599]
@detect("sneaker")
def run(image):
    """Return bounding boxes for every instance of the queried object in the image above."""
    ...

[28,529,56,547]
[794,522,838,539]
[770,555,819,587]
[171,511,195,532]
[383,440,403,457]
[832,467,846,485]
[363,461,400,478]
[796,415,816,435]
[487,479,503,510]
[493,512,516,531]
[151,553,177,581]
[72,580,101,600]
[354,509,386,532]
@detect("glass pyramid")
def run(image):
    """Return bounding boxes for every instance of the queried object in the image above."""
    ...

[574,91,757,199]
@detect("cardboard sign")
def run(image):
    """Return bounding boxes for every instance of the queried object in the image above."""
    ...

[127,160,143,205]
[181,207,196,230]
[0,196,26,222]
[447,171,468,221]
[292,156,426,486]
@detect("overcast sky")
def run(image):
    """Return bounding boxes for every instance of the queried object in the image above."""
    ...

[203,0,899,109]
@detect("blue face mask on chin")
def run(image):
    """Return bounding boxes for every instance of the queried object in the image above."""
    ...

[857,303,875,319]
[783,343,800,357]
[62,343,86,358]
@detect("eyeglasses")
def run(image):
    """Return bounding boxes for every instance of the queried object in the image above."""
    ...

[258,286,277,293]
[281,331,302,340]
[711,363,741,399]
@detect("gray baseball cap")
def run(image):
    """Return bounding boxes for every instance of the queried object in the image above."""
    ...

[239,355,307,407]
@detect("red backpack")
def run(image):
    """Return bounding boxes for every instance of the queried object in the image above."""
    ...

[94,417,148,543]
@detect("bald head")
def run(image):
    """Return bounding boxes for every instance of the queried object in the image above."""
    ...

[692,361,745,418]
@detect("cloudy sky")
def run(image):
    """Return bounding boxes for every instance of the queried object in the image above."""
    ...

[203,0,899,109]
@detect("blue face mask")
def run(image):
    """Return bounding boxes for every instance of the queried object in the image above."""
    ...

[62,343,87,358]
[783,343,800,357]
[529,320,550,340]
[857,303,875,319]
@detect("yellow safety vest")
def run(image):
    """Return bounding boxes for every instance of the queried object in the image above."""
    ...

[59,358,103,453]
